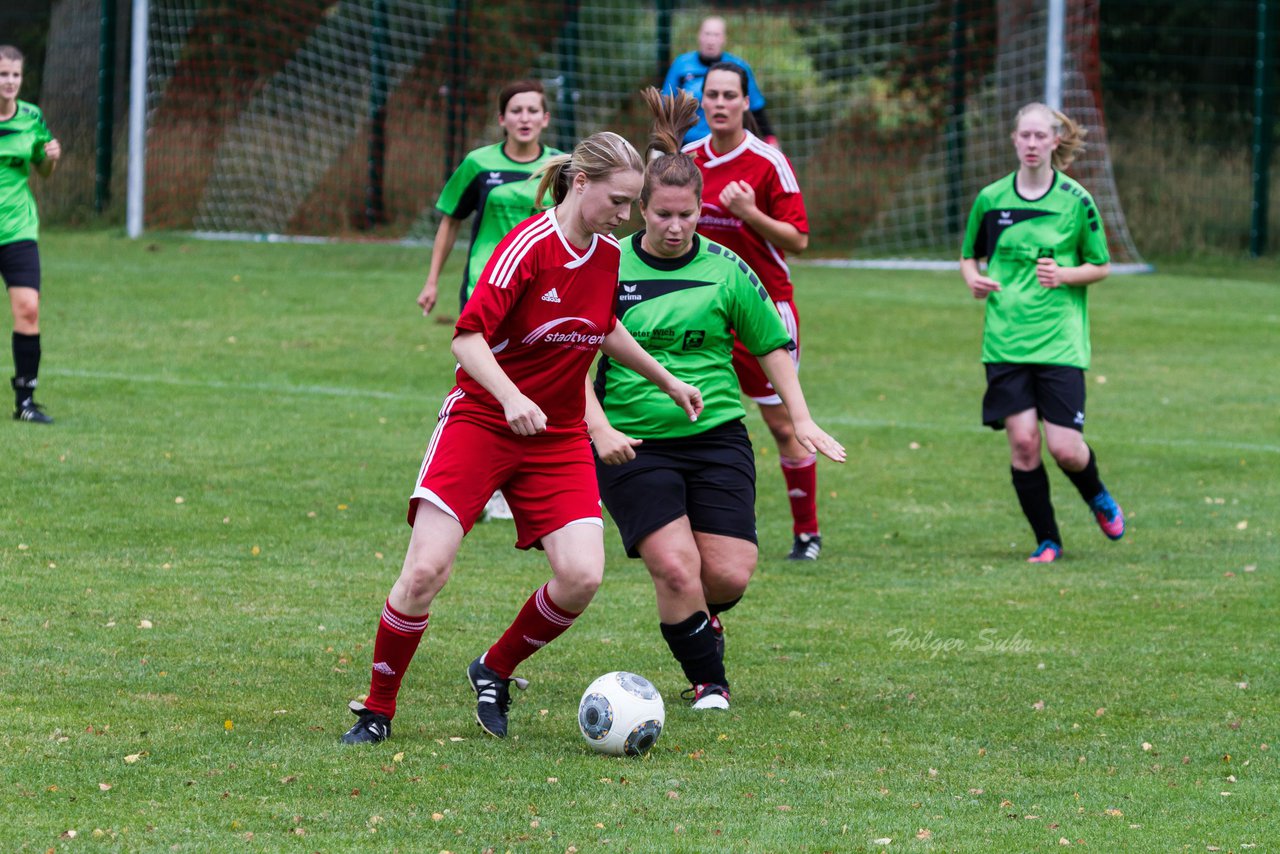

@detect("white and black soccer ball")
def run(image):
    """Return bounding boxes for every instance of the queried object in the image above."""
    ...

[577,671,665,756]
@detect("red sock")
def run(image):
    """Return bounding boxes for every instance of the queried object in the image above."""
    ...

[483,583,580,678]
[780,453,819,536]
[363,600,429,719]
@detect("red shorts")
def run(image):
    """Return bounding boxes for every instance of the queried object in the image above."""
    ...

[408,403,603,550]
[732,298,800,404]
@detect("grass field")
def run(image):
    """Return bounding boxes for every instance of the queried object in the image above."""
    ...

[3,231,1276,852]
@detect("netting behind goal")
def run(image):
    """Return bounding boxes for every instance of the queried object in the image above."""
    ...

[140,0,1143,263]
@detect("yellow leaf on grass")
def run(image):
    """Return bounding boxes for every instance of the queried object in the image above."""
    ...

[225,720,234,731]
[916,828,932,840]
[98,783,112,791]
[124,753,143,764]
[393,752,405,762]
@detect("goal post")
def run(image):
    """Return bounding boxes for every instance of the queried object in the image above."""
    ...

[128,0,1146,267]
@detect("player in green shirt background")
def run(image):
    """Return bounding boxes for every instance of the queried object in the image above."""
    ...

[586,88,844,710]
[960,102,1126,563]
[416,79,561,521]
[416,79,560,316]
[1,45,61,424]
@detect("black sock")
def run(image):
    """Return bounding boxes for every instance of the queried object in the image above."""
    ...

[12,332,40,407]
[1059,446,1104,504]
[1011,465,1061,546]
[707,597,741,618]
[659,611,726,688]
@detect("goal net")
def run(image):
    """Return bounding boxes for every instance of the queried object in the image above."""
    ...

[137,0,1144,264]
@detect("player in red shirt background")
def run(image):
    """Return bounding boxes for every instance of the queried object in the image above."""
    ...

[341,131,703,745]
[684,62,823,562]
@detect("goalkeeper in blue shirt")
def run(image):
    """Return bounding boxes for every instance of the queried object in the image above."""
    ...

[662,16,776,147]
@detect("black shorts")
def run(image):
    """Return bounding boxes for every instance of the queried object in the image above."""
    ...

[595,419,757,559]
[0,240,41,290]
[983,362,1086,432]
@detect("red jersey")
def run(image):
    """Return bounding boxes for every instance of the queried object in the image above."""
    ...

[684,131,809,302]
[451,209,620,431]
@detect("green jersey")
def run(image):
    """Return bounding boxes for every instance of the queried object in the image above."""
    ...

[435,142,560,304]
[0,100,54,245]
[961,170,1110,369]
[595,232,793,439]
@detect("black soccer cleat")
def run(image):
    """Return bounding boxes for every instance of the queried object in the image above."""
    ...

[340,700,391,744]
[787,533,822,561]
[13,399,53,424]
[467,656,529,739]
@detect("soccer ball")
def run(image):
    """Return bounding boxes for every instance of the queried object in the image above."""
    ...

[577,671,665,756]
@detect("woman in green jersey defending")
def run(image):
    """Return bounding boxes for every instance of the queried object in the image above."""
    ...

[0,46,61,424]
[585,88,844,710]
[417,79,560,520]
[960,102,1125,564]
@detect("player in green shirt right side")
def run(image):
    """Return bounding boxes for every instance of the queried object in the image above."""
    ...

[960,102,1126,564]
[586,88,844,710]
[1,45,61,424]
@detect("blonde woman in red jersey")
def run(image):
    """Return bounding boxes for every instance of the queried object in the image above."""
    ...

[684,62,821,562]
[341,132,703,746]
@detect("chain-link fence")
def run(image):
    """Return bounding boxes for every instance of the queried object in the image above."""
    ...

[13,0,1279,257]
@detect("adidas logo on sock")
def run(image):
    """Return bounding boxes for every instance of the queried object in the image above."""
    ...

[541,288,561,303]
[787,488,808,498]
[372,661,397,676]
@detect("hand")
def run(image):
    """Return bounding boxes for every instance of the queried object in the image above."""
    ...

[591,424,642,465]
[1035,257,1063,289]
[417,279,438,315]
[501,393,547,436]
[792,418,846,463]
[43,139,62,162]
[718,180,757,220]
[667,381,703,423]
[965,274,1001,299]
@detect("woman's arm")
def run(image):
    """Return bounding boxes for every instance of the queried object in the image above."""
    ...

[1034,259,1110,289]
[35,139,60,178]
[419,215,463,315]
[756,348,846,463]
[451,331,547,435]
[583,375,642,465]
[960,257,1002,299]
[719,179,808,253]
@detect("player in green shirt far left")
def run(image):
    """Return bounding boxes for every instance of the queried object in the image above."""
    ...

[585,88,844,712]
[416,79,561,521]
[1,46,61,424]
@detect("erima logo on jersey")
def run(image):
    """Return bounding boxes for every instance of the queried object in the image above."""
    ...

[486,171,503,185]
[620,283,641,301]
[998,210,1013,225]
[1074,411,1085,426]
[541,288,562,303]
[623,284,638,293]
